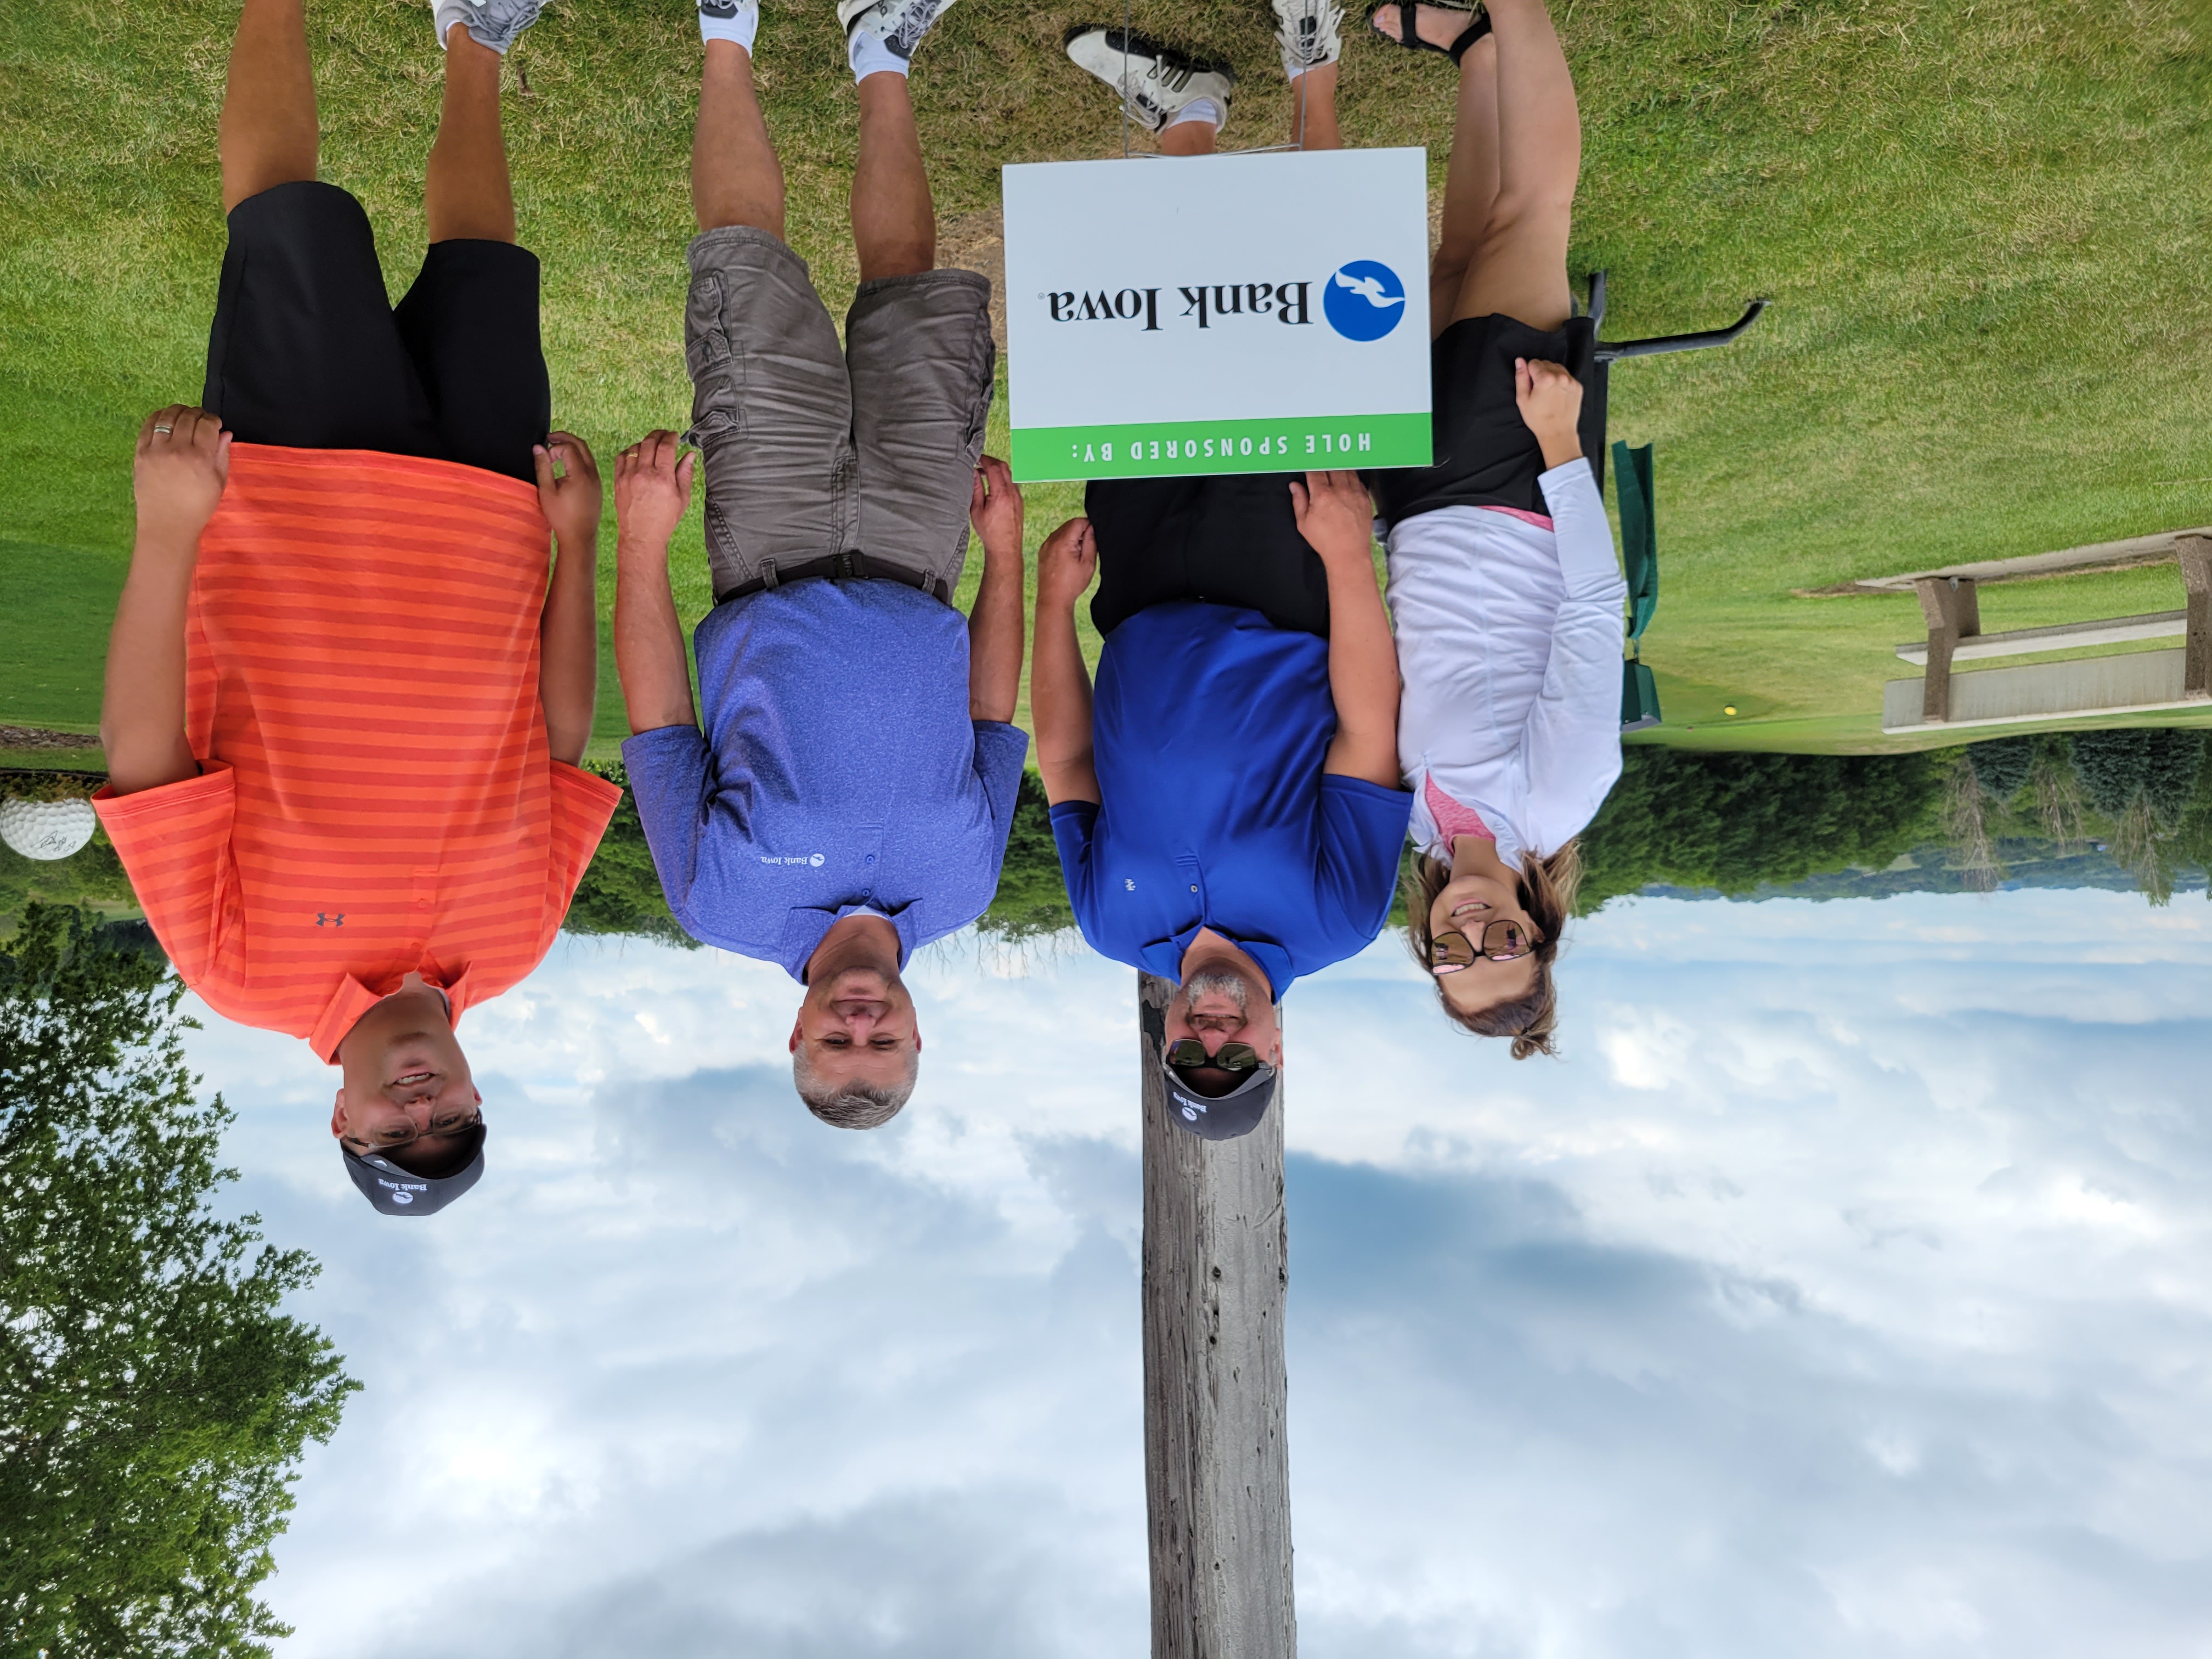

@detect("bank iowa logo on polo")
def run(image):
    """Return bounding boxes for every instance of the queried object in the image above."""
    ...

[1323,261,1407,341]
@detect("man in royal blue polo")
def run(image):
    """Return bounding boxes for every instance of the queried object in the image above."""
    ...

[1030,468,1412,1134]
[612,433,1029,1130]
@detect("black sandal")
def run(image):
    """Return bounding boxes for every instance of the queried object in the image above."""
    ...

[1364,0,1491,63]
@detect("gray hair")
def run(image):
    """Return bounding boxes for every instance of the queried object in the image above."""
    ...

[792,1043,919,1130]
[1178,964,1252,1010]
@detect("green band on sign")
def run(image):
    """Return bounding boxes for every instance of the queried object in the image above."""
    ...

[1011,413,1432,482]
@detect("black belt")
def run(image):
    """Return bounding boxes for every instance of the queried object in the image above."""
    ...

[718,551,949,606]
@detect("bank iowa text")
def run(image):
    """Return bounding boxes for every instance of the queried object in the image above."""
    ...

[1042,284,1313,329]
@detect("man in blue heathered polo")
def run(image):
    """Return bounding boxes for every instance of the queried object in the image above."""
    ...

[1030,468,1412,1139]
[611,433,1028,1131]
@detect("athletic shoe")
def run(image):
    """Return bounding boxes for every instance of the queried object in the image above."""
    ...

[432,0,548,54]
[1064,26,1237,134]
[1272,0,1343,77]
[838,0,958,63]
[698,0,760,47]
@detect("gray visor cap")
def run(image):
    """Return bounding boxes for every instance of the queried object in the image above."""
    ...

[341,1125,487,1216]
[1161,1060,1278,1141]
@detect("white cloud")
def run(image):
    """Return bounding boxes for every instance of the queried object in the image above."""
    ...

[166,889,2212,1658]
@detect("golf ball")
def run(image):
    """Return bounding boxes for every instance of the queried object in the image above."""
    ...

[0,796,98,861]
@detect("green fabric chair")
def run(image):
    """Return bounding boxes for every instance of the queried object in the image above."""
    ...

[1575,269,1767,735]
[1613,439,1662,733]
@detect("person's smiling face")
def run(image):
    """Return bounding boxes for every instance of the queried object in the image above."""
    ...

[1429,866,1542,1015]
[331,983,482,1170]
[790,965,921,1095]
[1165,961,1282,1094]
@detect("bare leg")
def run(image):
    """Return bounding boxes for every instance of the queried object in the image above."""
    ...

[1429,32,1499,335]
[1289,61,1342,151]
[692,39,786,236]
[218,0,318,213]
[1161,118,1217,156]
[425,27,516,244]
[1451,0,1577,330]
[853,73,933,279]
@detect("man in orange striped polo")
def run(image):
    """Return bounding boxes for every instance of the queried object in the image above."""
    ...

[92,0,619,1216]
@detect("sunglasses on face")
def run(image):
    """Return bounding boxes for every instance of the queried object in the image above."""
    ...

[344,1104,482,1155]
[1167,1039,1262,1074]
[1430,919,1538,974]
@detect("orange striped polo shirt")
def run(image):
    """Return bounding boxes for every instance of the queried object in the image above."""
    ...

[94,445,621,1062]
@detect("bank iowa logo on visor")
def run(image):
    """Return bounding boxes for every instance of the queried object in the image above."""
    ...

[1323,260,1407,342]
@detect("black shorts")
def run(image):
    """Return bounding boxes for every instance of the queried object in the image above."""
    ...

[203,180,550,484]
[1367,312,1597,529]
[1085,473,1331,639]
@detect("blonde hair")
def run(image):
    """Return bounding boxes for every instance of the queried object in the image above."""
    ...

[1402,839,1583,1059]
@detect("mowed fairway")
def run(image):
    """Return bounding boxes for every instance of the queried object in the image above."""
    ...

[3,0,2207,754]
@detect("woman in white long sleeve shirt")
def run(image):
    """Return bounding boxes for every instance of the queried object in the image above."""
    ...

[1369,0,1626,1056]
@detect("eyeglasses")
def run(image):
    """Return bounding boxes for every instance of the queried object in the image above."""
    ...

[344,1105,482,1155]
[1430,919,1538,974]
[1167,1039,1262,1074]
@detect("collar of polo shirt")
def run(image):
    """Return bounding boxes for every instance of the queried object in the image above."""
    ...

[783,901,922,984]
[1159,925,1290,1006]
[312,964,477,1065]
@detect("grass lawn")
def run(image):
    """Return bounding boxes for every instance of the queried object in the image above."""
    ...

[3,0,2208,755]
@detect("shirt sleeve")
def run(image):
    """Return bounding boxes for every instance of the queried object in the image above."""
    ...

[972,721,1032,866]
[89,765,239,988]
[1314,774,1414,957]
[538,761,624,952]
[619,724,717,932]
[1523,459,1629,850]
[1049,800,1114,960]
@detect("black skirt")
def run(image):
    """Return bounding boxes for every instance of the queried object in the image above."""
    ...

[1367,311,1597,529]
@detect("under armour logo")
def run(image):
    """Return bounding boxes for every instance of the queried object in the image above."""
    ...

[316,912,346,927]
[1125,878,1136,891]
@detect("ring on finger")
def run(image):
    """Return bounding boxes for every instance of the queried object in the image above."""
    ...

[153,424,173,435]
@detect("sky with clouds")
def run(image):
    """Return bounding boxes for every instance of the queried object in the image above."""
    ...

[179,888,2212,1659]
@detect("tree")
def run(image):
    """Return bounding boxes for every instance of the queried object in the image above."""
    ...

[2021,733,2089,848]
[2071,729,2205,825]
[977,770,1075,941]
[2172,747,2212,900]
[0,905,359,1659]
[0,834,138,942]
[561,763,698,949]
[1577,748,1942,912]
[1966,736,2036,802]
[2070,730,2207,904]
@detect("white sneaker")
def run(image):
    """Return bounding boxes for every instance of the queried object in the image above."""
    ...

[838,0,958,63]
[698,0,760,43]
[1064,26,1237,135]
[1272,0,1342,77]
[431,0,547,54]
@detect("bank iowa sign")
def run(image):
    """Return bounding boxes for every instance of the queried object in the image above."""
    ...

[1001,149,1433,482]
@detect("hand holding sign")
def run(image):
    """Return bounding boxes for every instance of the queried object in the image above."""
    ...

[1289,471,1376,572]
[1037,516,1099,608]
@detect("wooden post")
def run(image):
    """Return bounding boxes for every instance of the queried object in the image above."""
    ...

[1916,575,1980,724]
[2178,535,2212,699]
[1139,973,1296,1659]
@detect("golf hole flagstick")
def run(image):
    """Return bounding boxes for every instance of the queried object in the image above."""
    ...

[1001,149,1434,483]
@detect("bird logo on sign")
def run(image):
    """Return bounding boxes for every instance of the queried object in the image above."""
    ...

[1323,261,1407,342]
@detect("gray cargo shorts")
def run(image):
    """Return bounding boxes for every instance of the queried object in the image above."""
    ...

[682,225,996,605]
